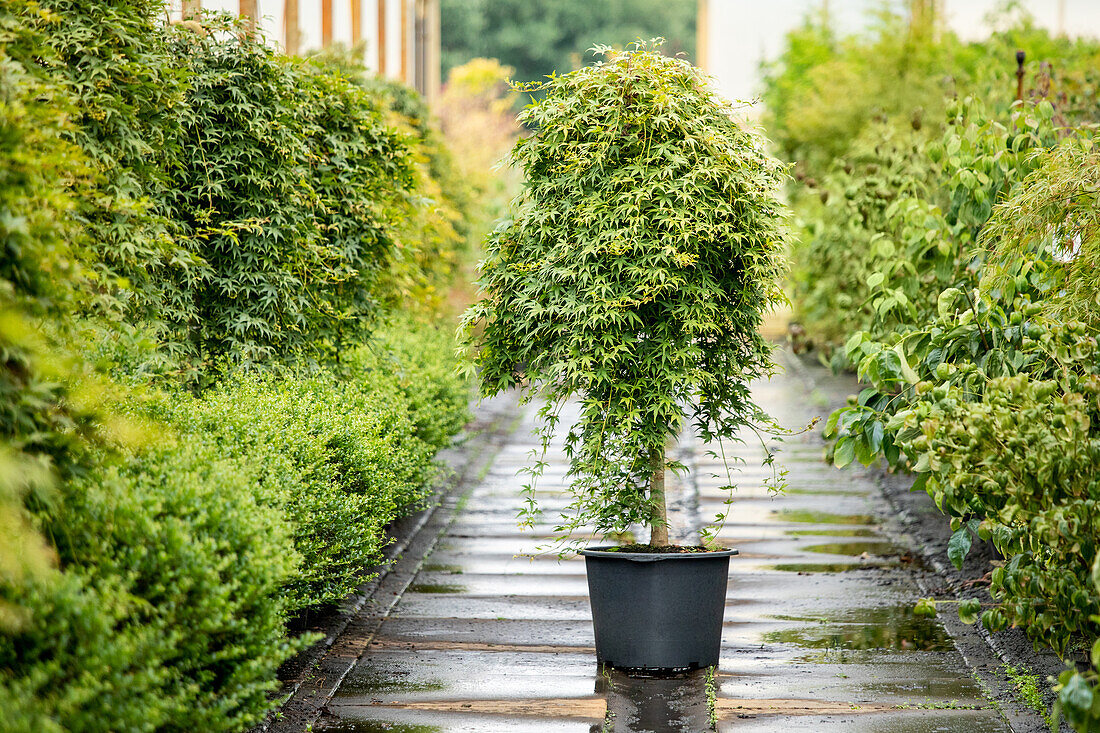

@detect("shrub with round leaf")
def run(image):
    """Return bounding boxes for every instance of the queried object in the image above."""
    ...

[461,40,788,547]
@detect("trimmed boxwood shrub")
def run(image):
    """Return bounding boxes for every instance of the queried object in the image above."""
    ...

[166,321,470,611]
[3,440,303,733]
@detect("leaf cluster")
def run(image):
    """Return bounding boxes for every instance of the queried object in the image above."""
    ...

[166,20,416,367]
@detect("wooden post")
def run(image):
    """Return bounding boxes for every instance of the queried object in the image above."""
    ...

[400,0,409,83]
[285,0,300,54]
[415,0,425,93]
[351,0,361,44]
[425,0,439,103]
[649,447,669,546]
[378,0,387,75]
[182,0,201,20]
[322,0,333,46]
[239,0,257,35]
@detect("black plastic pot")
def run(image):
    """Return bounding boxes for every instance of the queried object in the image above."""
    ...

[579,546,738,671]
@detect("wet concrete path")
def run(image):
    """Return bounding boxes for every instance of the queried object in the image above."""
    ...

[317,352,1012,733]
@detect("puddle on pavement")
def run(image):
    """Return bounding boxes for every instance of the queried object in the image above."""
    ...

[337,666,447,696]
[785,528,878,538]
[762,605,952,653]
[407,583,466,594]
[774,509,877,525]
[802,541,904,557]
[765,562,891,572]
[319,721,440,733]
[786,487,867,496]
[420,563,463,574]
[597,666,713,733]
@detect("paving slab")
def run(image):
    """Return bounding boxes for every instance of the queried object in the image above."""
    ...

[314,350,1017,732]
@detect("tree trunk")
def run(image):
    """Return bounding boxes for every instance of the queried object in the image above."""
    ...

[649,446,668,546]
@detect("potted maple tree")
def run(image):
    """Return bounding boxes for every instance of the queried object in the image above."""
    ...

[460,40,788,671]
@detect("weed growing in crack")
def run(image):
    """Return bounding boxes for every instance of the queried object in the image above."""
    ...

[705,666,718,729]
[1003,663,1056,731]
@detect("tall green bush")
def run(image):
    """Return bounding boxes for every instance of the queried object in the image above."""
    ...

[168,22,415,366]
[20,0,199,330]
[462,41,787,547]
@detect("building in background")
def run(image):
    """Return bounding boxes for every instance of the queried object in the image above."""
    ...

[697,0,1100,107]
[170,0,441,103]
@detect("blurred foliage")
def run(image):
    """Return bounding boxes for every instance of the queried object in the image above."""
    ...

[436,58,524,310]
[761,5,1100,182]
[0,0,113,630]
[438,58,522,211]
[441,0,695,85]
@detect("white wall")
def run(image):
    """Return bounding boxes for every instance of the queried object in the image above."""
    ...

[702,0,1100,107]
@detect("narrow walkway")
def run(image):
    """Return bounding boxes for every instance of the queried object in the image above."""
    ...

[318,353,1011,732]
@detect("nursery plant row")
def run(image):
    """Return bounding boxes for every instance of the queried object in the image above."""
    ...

[771,8,1100,729]
[0,1,474,731]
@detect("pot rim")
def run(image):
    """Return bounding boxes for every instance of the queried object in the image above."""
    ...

[579,545,738,562]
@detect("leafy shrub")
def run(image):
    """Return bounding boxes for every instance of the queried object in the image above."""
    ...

[164,322,468,611]
[788,120,930,350]
[983,136,1100,323]
[167,21,415,366]
[792,96,1059,358]
[462,41,787,546]
[771,9,1100,726]
[20,0,199,328]
[902,368,1100,648]
[3,439,303,733]
[0,572,153,733]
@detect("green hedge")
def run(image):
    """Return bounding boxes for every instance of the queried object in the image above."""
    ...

[166,323,469,611]
[3,442,301,733]
[0,0,475,729]
[1,322,470,730]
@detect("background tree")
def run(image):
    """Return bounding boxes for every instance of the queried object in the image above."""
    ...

[441,0,696,85]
